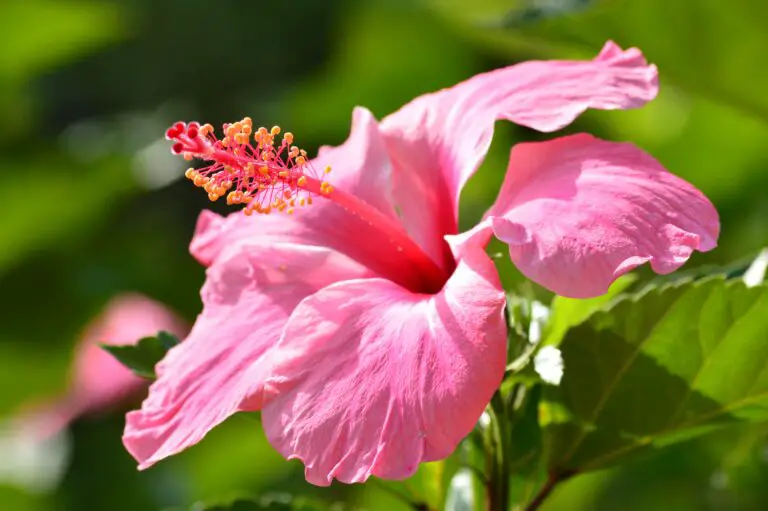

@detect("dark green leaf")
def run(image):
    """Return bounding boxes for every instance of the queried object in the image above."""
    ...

[101,331,180,380]
[541,277,768,475]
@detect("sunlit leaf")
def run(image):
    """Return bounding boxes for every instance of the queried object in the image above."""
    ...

[543,275,637,348]
[542,277,768,475]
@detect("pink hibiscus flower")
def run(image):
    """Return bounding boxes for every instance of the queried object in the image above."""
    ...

[123,42,719,485]
[16,294,187,439]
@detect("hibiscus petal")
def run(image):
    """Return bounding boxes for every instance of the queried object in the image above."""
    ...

[379,41,658,268]
[260,242,507,485]
[123,243,370,469]
[483,133,719,298]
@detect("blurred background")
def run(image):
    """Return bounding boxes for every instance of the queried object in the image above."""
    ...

[0,0,767,509]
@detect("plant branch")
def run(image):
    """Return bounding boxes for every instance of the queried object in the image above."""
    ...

[524,471,574,511]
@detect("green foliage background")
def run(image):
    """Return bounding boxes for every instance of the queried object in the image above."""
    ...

[0,0,766,509]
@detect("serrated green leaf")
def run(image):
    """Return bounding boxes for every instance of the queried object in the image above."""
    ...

[543,275,637,348]
[541,277,768,475]
[101,331,180,380]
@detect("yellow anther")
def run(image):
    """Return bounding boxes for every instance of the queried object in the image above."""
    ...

[287,208,295,215]
[297,176,307,187]
[264,205,272,215]
[284,132,294,145]
[203,182,213,193]
[200,124,213,136]
[216,186,226,196]
[296,156,306,165]
[289,199,295,207]
[223,180,233,189]
[243,125,252,136]
[271,126,281,136]
[242,117,253,127]
[300,149,307,157]
[278,171,289,178]
[307,197,313,205]
[185,168,196,179]
[258,166,269,175]
[183,153,193,161]
[193,175,204,187]
[222,138,229,147]
[299,198,306,206]
[244,207,253,216]
[278,202,287,212]
[208,192,220,202]
[324,166,332,174]
[325,185,334,194]
[226,192,235,205]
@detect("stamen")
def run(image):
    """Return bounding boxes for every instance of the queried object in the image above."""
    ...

[165,119,323,215]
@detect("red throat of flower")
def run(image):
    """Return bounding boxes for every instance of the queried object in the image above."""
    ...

[166,118,451,293]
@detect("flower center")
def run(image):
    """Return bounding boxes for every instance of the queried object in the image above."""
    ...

[166,119,450,293]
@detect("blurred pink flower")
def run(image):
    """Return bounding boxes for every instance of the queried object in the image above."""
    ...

[20,294,187,439]
[124,42,718,485]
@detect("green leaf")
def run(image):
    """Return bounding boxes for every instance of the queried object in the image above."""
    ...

[541,277,768,475]
[101,331,180,380]
[543,275,637,348]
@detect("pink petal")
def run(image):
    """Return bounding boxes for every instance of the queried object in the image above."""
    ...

[482,133,719,298]
[260,242,507,485]
[379,41,658,268]
[123,243,371,469]
[187,108,429,289]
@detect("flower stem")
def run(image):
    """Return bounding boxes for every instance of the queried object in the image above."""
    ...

[524,474,556,511]
[524,471,574,511]
[485,392,511,511]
